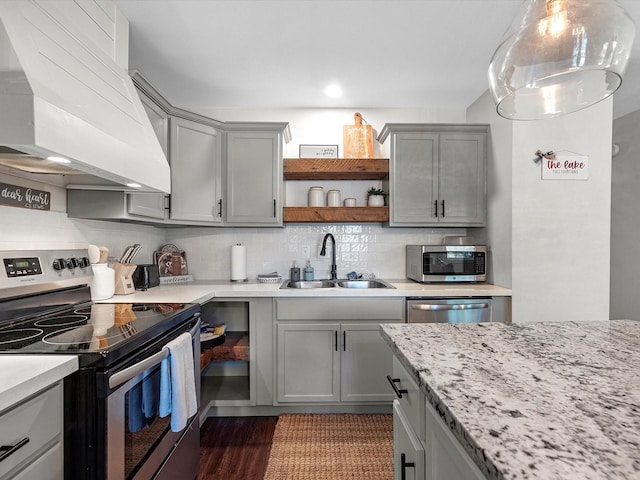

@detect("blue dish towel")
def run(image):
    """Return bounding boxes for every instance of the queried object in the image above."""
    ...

[159,332,198,432]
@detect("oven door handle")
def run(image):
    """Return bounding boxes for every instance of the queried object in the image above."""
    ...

[108,314,201,389]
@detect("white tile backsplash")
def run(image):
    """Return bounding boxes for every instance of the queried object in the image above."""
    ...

[166,224,467,281]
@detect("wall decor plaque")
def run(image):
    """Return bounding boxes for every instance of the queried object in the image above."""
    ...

[0,182,51,210]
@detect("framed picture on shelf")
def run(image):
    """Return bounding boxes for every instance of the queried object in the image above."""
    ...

[299,144,339,158]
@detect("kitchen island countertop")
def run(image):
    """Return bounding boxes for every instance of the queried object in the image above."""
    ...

[380,320,640,480]
[0,356,78,413]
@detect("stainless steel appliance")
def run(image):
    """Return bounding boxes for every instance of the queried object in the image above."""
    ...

[0,249,201,480]
[407,298,492,323]
[406,245,487,283]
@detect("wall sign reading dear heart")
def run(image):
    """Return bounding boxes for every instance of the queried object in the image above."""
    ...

[0,182,51,210]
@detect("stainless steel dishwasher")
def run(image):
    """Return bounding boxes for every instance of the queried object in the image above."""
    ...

[407,298,492,323]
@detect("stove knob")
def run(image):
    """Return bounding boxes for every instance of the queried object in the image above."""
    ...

[52,259,65,271]
[66,258,76,270]
[80,257,90,268]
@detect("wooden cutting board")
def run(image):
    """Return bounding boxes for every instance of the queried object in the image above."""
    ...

[343,112,373,158]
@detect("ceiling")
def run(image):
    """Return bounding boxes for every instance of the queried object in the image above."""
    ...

[114,0,640,119]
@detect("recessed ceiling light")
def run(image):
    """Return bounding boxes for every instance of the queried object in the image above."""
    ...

[126,183,142,189]
[46,156,71,164]
[324,84,343,98]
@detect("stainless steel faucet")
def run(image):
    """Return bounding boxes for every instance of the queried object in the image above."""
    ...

[320,233,337,280]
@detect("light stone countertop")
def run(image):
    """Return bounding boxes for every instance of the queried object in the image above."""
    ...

[380,320,640,480]
[0,356,78,413]
[97,279,512,304]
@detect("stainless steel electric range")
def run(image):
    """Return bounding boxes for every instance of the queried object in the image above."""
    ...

[0,249,201,480]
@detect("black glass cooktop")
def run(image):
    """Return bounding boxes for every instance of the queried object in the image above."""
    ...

[0,302,199,367]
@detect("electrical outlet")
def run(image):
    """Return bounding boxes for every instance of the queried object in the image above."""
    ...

[301,245,310,259]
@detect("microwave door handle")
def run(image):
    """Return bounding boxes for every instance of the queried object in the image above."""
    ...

[410,303,489,311]
[108,313,201,389]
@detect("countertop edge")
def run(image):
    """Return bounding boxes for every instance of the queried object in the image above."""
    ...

[0,355,79,413]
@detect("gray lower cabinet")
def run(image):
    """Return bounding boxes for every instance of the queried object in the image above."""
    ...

[274,298,404,404]
[391,356,486,480]
[224,124,290,226]
[0,383,63,480]
[378,124,487,227]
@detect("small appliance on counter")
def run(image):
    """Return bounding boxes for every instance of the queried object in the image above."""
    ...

[406,244,487,283]
[132,264,160,290]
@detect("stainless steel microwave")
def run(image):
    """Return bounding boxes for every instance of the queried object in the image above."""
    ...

[406,245,487,283]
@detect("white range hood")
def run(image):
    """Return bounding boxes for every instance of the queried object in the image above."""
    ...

[0,0,170,193]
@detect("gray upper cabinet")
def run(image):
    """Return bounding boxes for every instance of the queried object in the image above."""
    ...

[379,124,487,227]
[224,123,290,226]
[169,117,222,224]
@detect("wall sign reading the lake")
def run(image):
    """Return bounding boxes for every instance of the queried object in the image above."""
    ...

[0,182,51,210]
[542,154,589,180]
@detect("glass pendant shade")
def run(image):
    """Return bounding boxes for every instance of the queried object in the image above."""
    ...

[488,0,636,120]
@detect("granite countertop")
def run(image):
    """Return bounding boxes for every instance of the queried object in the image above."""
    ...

[0,356,78,413]
[380,320,640,480]
[97,279,512,304]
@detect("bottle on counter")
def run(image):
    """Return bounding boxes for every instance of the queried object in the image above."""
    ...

[290,261,301,282]
[303,260,314,281]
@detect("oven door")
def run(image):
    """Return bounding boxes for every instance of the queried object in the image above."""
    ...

[106,316,200,480]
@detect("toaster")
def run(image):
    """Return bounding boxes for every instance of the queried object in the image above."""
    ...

[132,264,160,290]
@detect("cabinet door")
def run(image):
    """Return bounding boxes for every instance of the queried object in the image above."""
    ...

[393,401,425,480]
[425,400,486,480]
[225,131,282,226]
[341,323,397,403]
[390,132,439,226]
[276,323,340,403]
[169,117,222,223]
[437,133,486,226]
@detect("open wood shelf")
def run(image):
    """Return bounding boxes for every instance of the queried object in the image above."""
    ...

[283,206,389,223]
[284,158,388,180]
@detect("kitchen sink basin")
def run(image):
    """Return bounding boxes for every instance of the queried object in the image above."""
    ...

[335,279,394,289]
[281,280,337,289]
[281,279,395,289]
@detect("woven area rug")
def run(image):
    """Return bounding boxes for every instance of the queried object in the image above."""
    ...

[263,413,393,480]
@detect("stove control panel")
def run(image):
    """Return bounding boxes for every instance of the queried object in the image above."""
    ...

[4,257,43,277]
[0,249,93,298]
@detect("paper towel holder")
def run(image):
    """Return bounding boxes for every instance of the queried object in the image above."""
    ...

[230,243,248,282]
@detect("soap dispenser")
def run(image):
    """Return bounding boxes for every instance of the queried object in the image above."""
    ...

[290,261,301,282]
[303,260,314,281]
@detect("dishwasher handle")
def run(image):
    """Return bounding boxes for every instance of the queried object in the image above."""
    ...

[410,303,489,311]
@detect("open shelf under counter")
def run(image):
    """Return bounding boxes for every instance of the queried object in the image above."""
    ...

[284,158,389,180]
[283,206,389,223]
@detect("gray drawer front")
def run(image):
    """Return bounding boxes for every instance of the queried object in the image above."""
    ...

[276,298,404,321]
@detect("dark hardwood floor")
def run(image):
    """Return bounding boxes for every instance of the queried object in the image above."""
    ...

[197,417,278,480]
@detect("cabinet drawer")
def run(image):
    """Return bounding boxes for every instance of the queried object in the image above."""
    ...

[276,298,404,321]
[390,356,424,442]
[0,383,62,478]
[10,442,61,480]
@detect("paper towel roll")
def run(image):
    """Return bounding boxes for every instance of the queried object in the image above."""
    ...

[231,244,247,282]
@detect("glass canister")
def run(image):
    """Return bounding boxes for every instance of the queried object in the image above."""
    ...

[327,189,341,207]
[308,186,325,207]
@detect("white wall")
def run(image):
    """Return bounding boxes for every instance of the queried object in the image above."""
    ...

[611,109,640,320]
[468,92,612,323]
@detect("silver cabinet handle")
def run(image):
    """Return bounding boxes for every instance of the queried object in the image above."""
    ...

[410,303,489,311]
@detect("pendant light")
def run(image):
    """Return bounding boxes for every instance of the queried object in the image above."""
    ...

[488,0,635,120]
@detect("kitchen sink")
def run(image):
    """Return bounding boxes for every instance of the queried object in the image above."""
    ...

[280,279,394,289]
[335,279,394,289]
[281,280,337,289]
